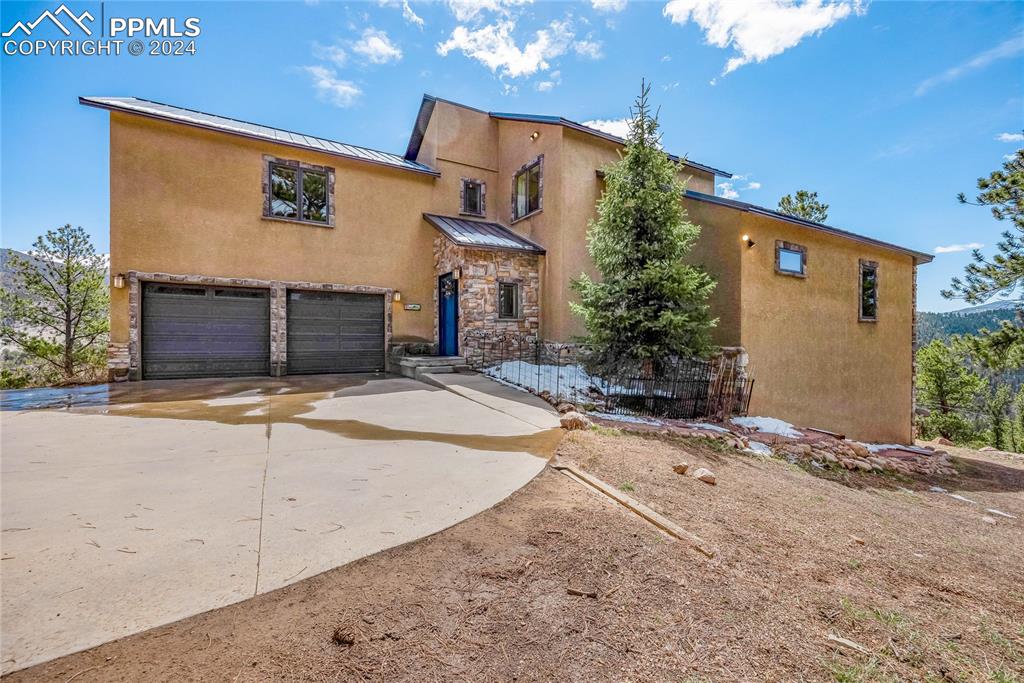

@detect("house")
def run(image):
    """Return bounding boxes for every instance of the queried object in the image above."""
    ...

[81,94,932,443]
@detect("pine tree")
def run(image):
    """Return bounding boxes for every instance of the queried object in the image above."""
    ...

[777,190,829,223]
[0,224,109,383]
[571,81,717,371]
[914,339,984,441]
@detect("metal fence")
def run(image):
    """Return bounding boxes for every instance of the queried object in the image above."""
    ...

[462,332,754,420]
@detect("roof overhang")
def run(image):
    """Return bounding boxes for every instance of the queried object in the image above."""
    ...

[82,96,440,178]
[423,213,546,254]
[683,190,933,265]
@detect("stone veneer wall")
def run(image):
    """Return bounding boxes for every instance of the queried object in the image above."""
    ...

[118,271,393,380]
[432,236,541,353]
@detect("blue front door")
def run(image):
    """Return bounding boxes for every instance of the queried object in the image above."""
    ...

[439,272,459,356]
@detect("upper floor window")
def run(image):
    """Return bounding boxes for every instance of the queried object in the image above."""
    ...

[264,157,333,226]
[859,260,878,321]
[775,240,807,277]
[513,155,543,221]
[498,281,521,319]
[461,178,485,216]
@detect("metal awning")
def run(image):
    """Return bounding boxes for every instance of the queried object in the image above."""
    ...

[423,214,546,254]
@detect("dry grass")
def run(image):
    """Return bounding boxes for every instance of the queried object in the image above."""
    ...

[11,429,1024,682]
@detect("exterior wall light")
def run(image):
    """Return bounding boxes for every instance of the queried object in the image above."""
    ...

[451,268,461,280]
[742,234,756,248]
[530,131,540,141]
[392,291,401,302]
[113,273,126,288]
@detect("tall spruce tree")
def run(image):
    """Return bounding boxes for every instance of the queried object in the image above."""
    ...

[571,81,716,370]
[777,190,829,223]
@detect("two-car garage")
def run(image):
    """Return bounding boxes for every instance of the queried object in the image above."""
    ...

[141,282,385,380]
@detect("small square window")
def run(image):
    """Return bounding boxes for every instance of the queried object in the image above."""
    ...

[775,241,806,277]
[461,179,485,216]
[860,260,878,321]
[498,282,520,319]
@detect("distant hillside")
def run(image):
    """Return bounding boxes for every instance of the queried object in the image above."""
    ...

[951,299,1023,314]
[917,305,1019,346]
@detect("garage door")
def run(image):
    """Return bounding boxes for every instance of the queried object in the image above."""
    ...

[142,283,270,379]
[286,290,385,374]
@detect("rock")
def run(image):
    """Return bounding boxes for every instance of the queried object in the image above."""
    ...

[850,535,866,545]
[936,437,954,446]
[692,467,716,485]
[822,451,839,464]
[672,462,690,475]
[852,459,873,472]
[848,442,871,459]
[560,411,592,431]
[555,402,576,414]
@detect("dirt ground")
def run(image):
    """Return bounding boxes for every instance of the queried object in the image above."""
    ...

[10,429,1024,682]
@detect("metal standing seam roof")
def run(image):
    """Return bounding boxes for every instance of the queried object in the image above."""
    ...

[423,214,546,254]
[683,190,934,264]
[80,96,440,177]
[403,94,732,179]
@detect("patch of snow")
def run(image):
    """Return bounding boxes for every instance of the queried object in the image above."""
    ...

[743,441,773,456]
[731,416,802,438]
[986,508,1017,519]
[948,493,978,505]
[856,442,906,454]
[684,422,732,433]
[588,412,663,426]
[481,360,603,404]
[928,486,947,493]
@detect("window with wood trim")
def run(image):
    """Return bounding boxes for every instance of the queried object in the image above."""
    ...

[775,241,807,277]
[512,156,542,220]
[461,178,485,216]
[859,260,878,321]
[498,281,520,319]
[264,158,333,226]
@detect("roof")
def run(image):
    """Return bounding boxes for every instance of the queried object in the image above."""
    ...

[683,190,934,264]
[81,96,439,177]
[423,213,546,254]
[404,94,732,179]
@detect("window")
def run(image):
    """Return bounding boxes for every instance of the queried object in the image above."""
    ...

[512,156,542,220]
[265,159,332,225]
[775,241,807,277]
[461,179,485,216]
[859,260,878,321]
[498,282,520,319]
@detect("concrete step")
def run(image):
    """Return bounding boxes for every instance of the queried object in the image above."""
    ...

[397,355,465,368]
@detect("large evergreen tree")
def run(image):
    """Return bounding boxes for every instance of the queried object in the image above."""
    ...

[944,148,1024,366]
[0,224,109,382]
[777,190,829,223]
[915,339,985,440]
[571,81,717,370]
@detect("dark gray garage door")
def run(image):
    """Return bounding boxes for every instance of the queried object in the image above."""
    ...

[142,283,270,379]
[286,290,385,374]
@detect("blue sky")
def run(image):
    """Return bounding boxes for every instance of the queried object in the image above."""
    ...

[1,0,1022,312]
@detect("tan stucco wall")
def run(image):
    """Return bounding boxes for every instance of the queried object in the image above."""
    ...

[108,112,438,348]
[735,212,915,443]
[679,199,744,347]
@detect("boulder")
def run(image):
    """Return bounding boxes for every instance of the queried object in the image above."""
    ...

[692,467,716,485]
[672,462,690,475]
[848,442,871,459]
[936,437,954,447]
[555,402,577,415]
[560,411,592,431]
[853,459,873,472]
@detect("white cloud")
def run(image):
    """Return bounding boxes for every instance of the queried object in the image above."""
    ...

[312,41,347,67]
[437,19,574,78]
[717,181,739,199]
[352,28,403,64]
[934,242,984,255]
[663,0,863,76]
[915,32,1023,96]
[536,70,561,91]
[446,0,532,23]
[996,132,1024,143]
[744,181,761,190]
[574,39,603,59]
[378,0,424,27]
[582,117,631,138]
[661,80,680,91]
[303,65,362,107]
[661,54,672,62]
[592,0,627,12]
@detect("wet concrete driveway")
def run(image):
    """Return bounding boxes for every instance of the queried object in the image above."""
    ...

[0,374,560,674]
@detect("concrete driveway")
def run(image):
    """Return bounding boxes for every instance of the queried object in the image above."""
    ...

[0,374,560,674]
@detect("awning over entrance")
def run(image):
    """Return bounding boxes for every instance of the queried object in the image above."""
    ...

[423,213,546,254]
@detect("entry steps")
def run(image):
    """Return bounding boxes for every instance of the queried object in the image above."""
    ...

[397,355,472,381]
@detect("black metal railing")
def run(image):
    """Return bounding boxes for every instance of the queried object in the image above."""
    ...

[462,331,754,420]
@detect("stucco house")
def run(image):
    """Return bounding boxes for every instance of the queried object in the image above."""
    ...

[81,94,932,443]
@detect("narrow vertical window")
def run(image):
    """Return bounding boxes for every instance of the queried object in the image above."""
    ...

[461,179,485,216]
[512,157,542,220]
[498,282,520,319]
[859,260,878,321]
[270,165,298,219]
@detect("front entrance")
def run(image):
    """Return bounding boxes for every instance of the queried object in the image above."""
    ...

[438,272,459,356]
